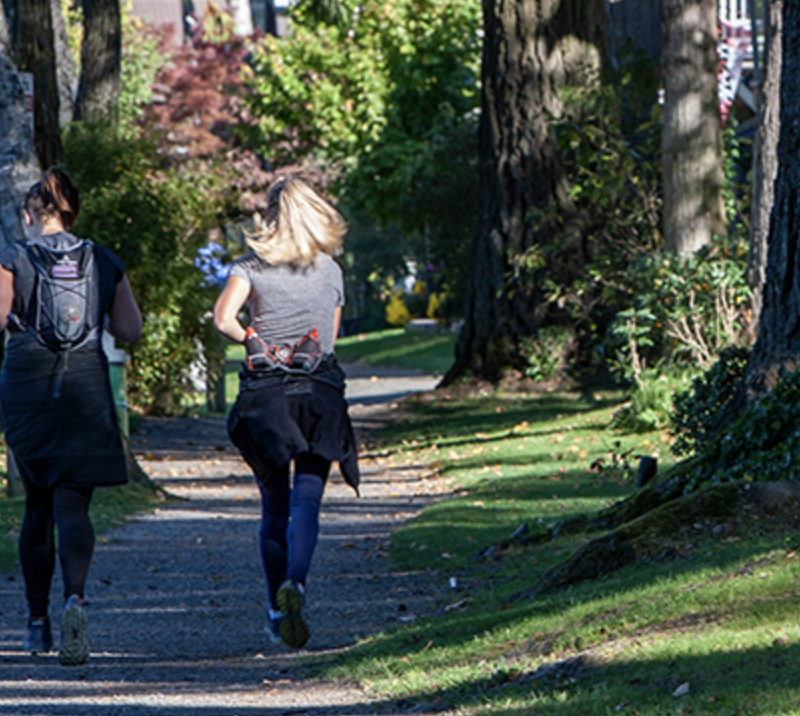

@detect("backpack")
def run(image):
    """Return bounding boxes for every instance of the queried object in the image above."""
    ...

[23,240,99,351]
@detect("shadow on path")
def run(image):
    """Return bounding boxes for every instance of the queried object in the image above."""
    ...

[0,373,449,715]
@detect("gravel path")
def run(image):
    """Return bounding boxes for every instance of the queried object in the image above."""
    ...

[0,366,450,715]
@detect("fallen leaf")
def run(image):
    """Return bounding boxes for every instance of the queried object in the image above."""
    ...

[673,683,690,697]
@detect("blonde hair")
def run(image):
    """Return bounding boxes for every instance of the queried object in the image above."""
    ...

[246,175,347,267]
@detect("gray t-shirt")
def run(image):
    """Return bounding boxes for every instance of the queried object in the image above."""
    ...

[229,251,344,354]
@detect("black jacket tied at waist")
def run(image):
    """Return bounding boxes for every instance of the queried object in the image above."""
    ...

[227,354,360,493]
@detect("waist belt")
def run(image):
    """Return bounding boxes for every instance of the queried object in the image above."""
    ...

[245,328,322,373]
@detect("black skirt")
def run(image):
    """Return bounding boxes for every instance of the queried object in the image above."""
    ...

[227,357,360,493]
[0,336,127,489]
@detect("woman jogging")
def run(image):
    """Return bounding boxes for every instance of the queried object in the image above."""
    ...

[214,174,359,649]
[0,167,142,665]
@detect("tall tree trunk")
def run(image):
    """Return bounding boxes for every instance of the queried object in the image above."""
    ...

[747,0,781,338]
[0,2,9,52]
[445,0,608,384]
[746,2,800,389]
[74,0,121,123]
[51,0,77,130]
[1,0,19,60]
[18,0,62,168]
[606,0,662,62]
[0,47,40,250]
[661,0,726,253]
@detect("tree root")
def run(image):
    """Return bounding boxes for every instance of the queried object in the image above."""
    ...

[508,481,800,601]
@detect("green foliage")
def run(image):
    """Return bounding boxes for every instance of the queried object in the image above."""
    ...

[607,307,657,384]
[552,51,663,264]
[589,439,636,483]
[520,325,573,381]
[506,51,662,371]
[672,368,800,488]
[619,234,752,370]
[63,123,223,414]
[246,0,481,305]
[119,2,165,130]
[611,369,692,433]
[670,345,749,458]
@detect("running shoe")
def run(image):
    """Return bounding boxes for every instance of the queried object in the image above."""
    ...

[266,609,284,644]
[22,617,53,654]
[277,580,309,648]
[59,595,89,666]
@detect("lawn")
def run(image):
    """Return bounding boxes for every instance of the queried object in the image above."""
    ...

[313,389,800,715]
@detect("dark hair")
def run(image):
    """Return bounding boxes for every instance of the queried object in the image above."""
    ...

[24,167,81,230]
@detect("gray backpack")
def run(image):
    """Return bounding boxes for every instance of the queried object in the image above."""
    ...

[23,240,99,351]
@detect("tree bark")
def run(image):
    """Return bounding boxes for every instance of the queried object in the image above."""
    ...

[51,0,77,130]
[747,0,781,337]
[0,2,10,53]
[445,0,608,384]
[661,0,726,254]
[18,0,62,168]
[606,0,662,62]
[74,0,121,123]
[0,50,41,249]
[745,2,800,389]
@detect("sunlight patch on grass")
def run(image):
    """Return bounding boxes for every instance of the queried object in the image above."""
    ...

[317,390,799,716]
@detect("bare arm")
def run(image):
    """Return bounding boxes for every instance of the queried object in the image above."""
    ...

[332,305,342,347]
[0,265,13,331]
[213,275,250,343]
[107,277,143,345]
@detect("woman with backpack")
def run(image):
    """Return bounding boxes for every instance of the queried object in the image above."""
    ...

[0,167,142,665]
[213,174,359,649]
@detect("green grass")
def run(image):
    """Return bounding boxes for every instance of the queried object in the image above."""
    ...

[334,327,457,374]
[312,390,800,715]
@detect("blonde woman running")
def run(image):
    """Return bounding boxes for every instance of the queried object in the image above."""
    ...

[214,175,359,649]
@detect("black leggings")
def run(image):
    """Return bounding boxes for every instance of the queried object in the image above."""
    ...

[19,480,95,618]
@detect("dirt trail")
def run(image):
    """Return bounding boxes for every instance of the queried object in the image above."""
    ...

[0,387,449,715]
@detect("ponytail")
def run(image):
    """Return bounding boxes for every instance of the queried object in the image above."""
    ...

[25,167,81,230]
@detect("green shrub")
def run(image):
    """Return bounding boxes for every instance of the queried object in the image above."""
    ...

[520,325,573,381]
[63,123,223,414]
[667,346,800,488]
[611,370,683,433]
[670,345,749,457]
[672,368,800,488]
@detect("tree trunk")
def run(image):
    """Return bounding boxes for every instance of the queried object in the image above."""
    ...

[0,2,9,52]
[606,0,662,62]
[747,0,781,337]
[745,2,800,388]
[1,0,19,59]
[51,0,77,130]
[18,0,62,168]
[661,0,726,253]
[445,0,608,384]
[0,51,40,249]
[74,0,121,124]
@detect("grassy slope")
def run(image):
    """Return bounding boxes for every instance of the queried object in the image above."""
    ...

[317,391,800,715]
